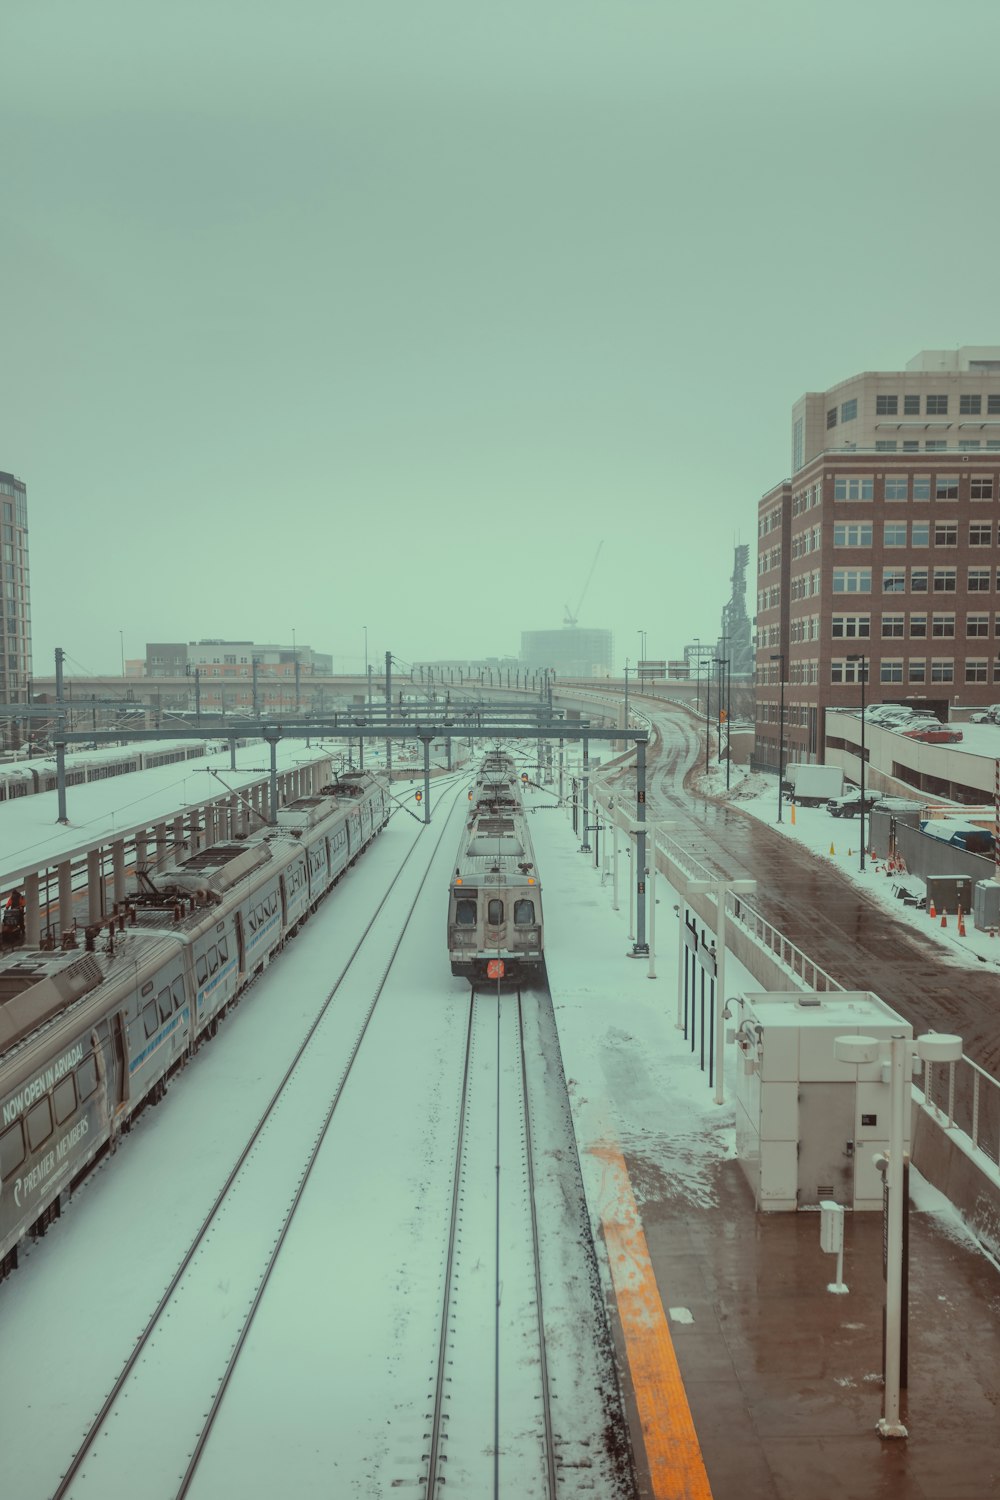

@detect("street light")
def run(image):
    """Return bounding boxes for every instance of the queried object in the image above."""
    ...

[705,655,712,774]
[770,653,785,822]
[847,653,868,873]
[833,1030,963,1439]
[638,630,647,687]
[623,658,630,740]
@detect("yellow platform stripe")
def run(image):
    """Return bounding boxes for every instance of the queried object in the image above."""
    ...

[590,1143,713,1500]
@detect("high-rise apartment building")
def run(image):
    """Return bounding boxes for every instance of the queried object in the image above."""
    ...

[756,349,1000,767]
[0,471,31,708]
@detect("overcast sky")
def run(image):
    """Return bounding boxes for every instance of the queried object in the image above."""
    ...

[3,0,999,678]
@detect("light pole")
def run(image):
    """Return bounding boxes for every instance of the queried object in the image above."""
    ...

[638,630,647,687]
[770,653,785,822]
[119,630,125,679]
[705,656,712,774]
[833,1030,963,1439]
[623,659,630,741]
[714,658,727,762]
[847,653,868,872]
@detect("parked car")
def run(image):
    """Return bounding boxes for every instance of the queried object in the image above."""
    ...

[827,789,919,819]
[827,788,877,818]
[902,725,963,744]
[970,705,1000,724]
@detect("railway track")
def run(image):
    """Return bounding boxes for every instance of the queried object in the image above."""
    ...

[424,986,556,1495]
[51,784,465,1500]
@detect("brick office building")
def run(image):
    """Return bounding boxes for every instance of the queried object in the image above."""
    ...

[755,348,1000,768]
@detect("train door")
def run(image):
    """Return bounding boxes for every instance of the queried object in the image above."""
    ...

[278,874,288,928]
[235,910,246,976]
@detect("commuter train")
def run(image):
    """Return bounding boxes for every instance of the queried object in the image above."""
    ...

[0,771,389,1278]
[447,752,544,984]
[0,739,242,804]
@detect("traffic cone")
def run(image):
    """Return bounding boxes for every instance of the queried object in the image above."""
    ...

[940,912,947,928]
[790,804,796,826]
[958,908,966,937]
[929,898,936,918]
[830,842,836,855]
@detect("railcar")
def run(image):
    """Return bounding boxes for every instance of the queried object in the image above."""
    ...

[0,771,388,1278]
[0,740,241,804]
[447,754,544,984]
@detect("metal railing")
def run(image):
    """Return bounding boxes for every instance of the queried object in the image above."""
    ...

[724,890,1000,1167]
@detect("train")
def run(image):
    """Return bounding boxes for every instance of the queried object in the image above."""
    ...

[0,739,245,804]
[0,771,389,1278]
[447,752,544,984]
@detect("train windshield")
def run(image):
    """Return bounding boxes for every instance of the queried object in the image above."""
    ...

[487,899,504,924]
[513,899,535,925]
[455,898,477,926]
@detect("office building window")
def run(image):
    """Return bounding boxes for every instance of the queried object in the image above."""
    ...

[881,614,905,638]
[884,477,908,501]
[909,659,926,683]
[933,568,957,592]
[834,477,873,500]
[926,441,947,452]
[831,658,869,684]
[904,394,921,415]
[876,441,898,452]
[971,476,994,500]
[960,441,982,450]
[883,522,907,546]
[970,523,992,546]
[930,659,954,682]
[903,440,920,452]
[934,522,958,546]
[827,407,838,429]
[793,416,804,473]
[967,614,990,637]
[911,521,930,546]
[883,568,907,592]
[931,614,955,638]
[841,398,858,422]
[927,395,949,415]
[960,395,982,415]
[965,660,988,683]
[968,568,992,591]
[834,522,872,546]
[909,614,927,637]
[912,477,931,501]
[876,395,898,415]
[936,474,959,499]
[880,660,904,683]
[911,567,929,592]
[831,615,870,638]
[833,569,872,593]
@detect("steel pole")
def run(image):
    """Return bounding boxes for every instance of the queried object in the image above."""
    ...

[422,736,431,824]
[879,1033,909,1438]
[714,880,728,1106]
[632,738,648,955]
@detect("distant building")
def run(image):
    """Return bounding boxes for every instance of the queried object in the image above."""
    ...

[756,347,1000,768]
[520,627,614,679]
[145,640,333,677]
[0,471,31,711]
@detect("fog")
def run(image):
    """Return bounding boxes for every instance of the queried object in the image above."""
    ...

[3,0,999,675]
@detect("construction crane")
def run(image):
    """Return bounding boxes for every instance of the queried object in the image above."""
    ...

[563,540,603,626]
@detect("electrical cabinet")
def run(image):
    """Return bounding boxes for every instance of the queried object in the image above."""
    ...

[733,991,912,1212]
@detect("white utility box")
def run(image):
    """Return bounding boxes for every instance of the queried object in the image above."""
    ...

[733,991,912,1212]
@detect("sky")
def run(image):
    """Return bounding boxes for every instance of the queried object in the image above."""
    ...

[4,0,1000,679]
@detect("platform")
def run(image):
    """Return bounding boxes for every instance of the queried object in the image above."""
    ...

[529,800,1000,1500]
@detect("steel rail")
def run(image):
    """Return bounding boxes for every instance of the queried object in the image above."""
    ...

[52,790,463,1500]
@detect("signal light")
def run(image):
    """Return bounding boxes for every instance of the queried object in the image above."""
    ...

[415,791,422,802]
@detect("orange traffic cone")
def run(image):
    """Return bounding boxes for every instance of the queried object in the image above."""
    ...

[829,843,836,855]
[940,912,948,928]
[929,899,936,918]
[958,907,966,937]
